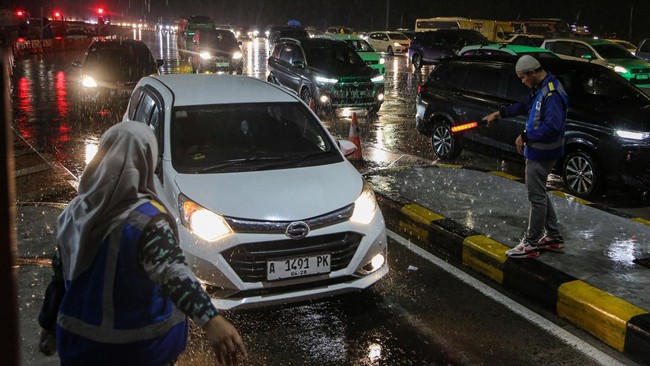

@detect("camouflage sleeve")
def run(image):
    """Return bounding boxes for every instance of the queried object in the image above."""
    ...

[137,216,219,327]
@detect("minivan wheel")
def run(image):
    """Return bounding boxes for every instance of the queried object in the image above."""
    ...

[301,88,315,109]
[431,122,462,160]
[562,150,602,198]
[387,46,394,56]
[412,54,422,68]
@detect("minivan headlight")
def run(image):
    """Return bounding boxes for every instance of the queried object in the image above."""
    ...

[179,194,233,241]
[615,129,650,140]
[351,182,378,225]
[316,76,338,84]
[200,51,212,60]
[613,65,629,74]
[232,51,243,59]
[81,75,97,88]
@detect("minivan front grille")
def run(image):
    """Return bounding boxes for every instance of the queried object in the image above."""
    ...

[631,68,650,74]
[222,232,363,282]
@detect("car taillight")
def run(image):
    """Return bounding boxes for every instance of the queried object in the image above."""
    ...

[417,84,425,94]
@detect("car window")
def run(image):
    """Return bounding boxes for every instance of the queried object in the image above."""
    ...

[279,44,298,63]
[345,39,374,52]
[593,44,635,59]
[170,102,341,173]
[128,88,144,120]
[134,94,156,123]
[428,62,469,88]
[504,72,529,100]
[387,33,409,40]
[547,41,571,56]
[572,43,594,58]
[304,45,366,70]
[640,41,650,52]
[464,66,500,95]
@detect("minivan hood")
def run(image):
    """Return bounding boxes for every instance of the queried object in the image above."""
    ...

[608,58,650,69]
[600,103,650,131]
[313,65,375,78]
[174,162,364,220]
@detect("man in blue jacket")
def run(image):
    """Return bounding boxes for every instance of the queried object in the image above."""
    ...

[483,55,569,259]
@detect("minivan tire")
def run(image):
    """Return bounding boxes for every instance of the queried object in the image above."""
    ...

[431,121,462,160]
[387,46,394,56]
[562,150,602,198]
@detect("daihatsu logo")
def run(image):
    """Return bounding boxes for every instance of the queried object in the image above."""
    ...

[285,221,310,239]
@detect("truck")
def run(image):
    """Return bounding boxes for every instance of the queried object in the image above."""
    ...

[414,17,513,42]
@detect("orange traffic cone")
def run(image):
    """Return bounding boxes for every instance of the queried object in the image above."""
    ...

[348,112,363,160]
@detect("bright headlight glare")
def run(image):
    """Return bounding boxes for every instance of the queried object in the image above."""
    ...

[615,129,649,140]
[81,75,97,88]
[200,51,212,60]
[613,65,628,74]
[180,196,233,241]
[316,76,338,84]
[379,58,385,64]
[233,51,243,59]
[351,183,377,225]
[393,42,401,47]
[371,75,384,83]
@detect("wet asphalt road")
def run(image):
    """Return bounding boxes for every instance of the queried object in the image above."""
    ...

[9,30,644,365]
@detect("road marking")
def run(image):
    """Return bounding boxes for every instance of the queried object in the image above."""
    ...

[388,229,628,366]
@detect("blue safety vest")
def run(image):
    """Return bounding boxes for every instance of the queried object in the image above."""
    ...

[56,200,188,366]
[524,74,569,161]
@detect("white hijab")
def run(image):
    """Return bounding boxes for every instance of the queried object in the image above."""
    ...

[57,122,162,280]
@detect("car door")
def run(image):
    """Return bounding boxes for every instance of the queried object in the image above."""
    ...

[279,44,307,92]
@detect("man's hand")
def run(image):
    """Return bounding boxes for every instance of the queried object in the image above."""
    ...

[515,134,525,155]
[203,315,248,366]
[482,111,500,127]
[39,328,56,356]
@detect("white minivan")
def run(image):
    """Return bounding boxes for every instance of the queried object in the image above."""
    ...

[122,74,388,309]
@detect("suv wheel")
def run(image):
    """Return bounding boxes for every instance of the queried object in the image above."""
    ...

[431,121,462,160]
[412,53,422,69]
[562,150,602,198]
[387,46,394,56]
[301,88,315,109]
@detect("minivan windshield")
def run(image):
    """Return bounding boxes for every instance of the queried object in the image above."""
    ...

[305,45,368,70]
[171,102,341,173]
[200,30,239,50]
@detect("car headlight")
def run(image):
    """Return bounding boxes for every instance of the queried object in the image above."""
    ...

[200,51,212,60]
[615,129,650,140]
[316,76,338,84]
[379,57,385,64]
[81,75,97,88]
[393,42,401,47]
[613,65,628,74]
[233,51,243,59]
[179,194,233,241]
[371,75,384,83]
[350,182,378,225]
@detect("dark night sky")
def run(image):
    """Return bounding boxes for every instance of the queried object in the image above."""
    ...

[7,0,650,42]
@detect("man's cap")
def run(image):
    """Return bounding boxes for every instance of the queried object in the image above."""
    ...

[515,55,541,74]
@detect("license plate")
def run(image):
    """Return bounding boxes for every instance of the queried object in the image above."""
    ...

[216,62,230,67]
[267,254,331,281]
[637,74,649,80]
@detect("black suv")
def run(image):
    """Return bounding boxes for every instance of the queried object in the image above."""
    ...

[190,28,243,74]
[408,29,488,68]
[415,55,650,198]
[267,37,385,112]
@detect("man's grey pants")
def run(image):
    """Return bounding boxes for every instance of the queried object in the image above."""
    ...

[525,158,561,243]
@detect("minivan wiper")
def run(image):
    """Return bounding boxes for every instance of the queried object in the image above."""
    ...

[199,156,287,172]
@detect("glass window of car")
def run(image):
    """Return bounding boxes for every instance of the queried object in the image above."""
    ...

[279,44,301,63]
[135,94,156,123]
[464,66,500,95]
[387,32,409,41]
[200,30,239,50]
[128,88,144,120]
[640,41,650,52]
[562,67,650,110]
[344,39,374,52]
[170,102,342,173]
[592,43,635,59]
[572,43,594,58]
[428,62,469,88]
[546,41,572,56]
[304,45,366,70]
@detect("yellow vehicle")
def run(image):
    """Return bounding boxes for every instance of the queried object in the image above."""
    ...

[414,17,513,42]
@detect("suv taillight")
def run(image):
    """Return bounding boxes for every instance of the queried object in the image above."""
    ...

[417,84,425,94]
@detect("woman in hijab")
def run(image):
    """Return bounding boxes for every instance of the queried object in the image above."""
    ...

[38,122,247,366]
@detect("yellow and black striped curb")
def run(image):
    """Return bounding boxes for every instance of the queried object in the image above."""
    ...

[374,191,650,362]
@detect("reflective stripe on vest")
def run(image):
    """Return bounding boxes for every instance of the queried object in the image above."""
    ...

[58,201,185,344]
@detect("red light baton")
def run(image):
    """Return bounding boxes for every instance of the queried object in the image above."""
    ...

[451,119,487,134]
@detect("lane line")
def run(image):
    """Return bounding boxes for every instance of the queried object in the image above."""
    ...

[388,229,628,366]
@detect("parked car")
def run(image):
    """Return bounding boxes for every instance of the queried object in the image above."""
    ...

[636,38,650,61]
[606,38,637,55]
[324,26,354,35]
[541,38,650,86]
[190,28,243,74]
[267,37,385,113]
[459,43,559,60]
[366,31,410,55]
[415,55,650,198]
[408,29,487,68]
[121,74,388,309]
[73,39,162,100]
[325,34,386,74]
